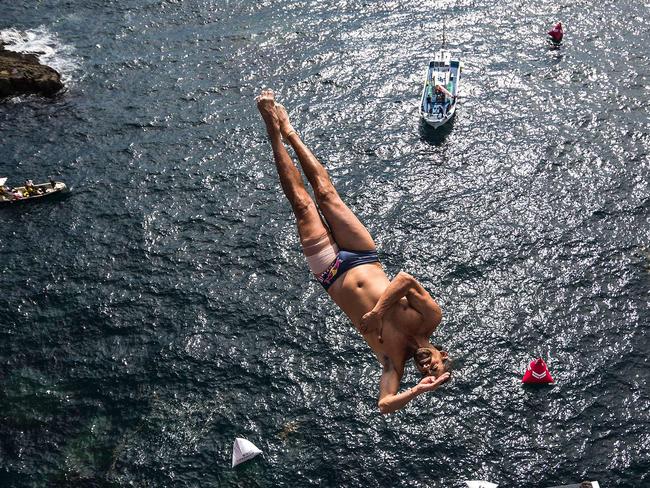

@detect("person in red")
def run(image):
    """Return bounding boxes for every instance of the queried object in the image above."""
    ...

[548,22,564,45]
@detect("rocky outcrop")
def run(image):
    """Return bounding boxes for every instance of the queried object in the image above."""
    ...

[0,43,63,98]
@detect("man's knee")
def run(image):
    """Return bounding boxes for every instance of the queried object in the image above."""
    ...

[314,184,339,205]
[292,195,316,219]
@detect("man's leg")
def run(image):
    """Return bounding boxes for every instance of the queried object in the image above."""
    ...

[256,90,328,246]
[275,103,376,251]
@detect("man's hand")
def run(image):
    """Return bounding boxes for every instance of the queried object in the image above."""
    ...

[360,310,383,341]
[415,372,451,394]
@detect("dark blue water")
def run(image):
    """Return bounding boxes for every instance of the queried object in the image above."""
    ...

[1,1,648,487]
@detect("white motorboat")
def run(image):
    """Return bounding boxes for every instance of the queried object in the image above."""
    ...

[0,177,68,204]
[419,49,462,128]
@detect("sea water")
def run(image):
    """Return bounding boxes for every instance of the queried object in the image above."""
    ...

[1,1,648,486]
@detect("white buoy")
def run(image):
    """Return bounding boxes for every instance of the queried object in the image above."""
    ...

[231,437,262,468]
[465,482,498,488]
[545,483,600,488]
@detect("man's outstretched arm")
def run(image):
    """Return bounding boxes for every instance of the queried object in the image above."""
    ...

[377,359,450,414]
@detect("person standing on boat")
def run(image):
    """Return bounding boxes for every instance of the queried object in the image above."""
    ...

[436,84,453,97]
[24,180,37,195]
[548,22,563,45]
[435,84,454,116]
[256,89,451,414]
[426,92,434,114]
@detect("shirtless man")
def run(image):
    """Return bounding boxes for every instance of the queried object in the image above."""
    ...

[256,89,451,414]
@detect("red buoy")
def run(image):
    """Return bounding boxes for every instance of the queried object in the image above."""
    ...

[548,22,564,44]
[522,357,554,384]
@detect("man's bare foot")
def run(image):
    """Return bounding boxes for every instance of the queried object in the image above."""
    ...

[275,103,296,141]
[256,89,280,134]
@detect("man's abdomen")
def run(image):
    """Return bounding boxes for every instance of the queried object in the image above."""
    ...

[327,263,390,327]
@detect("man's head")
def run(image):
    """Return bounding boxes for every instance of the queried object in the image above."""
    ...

[413,345,451,377]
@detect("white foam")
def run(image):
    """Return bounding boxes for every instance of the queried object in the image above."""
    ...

[0,26,81,86]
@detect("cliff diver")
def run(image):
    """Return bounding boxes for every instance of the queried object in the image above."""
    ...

[256,89,451,414]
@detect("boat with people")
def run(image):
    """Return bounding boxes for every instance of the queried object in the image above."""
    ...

[0,177,68,204]
[419,49,462,129]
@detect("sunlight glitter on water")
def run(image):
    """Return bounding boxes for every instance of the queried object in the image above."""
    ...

[1,0,648,486]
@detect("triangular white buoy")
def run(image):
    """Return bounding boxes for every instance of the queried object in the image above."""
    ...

[465,481,498,488]
[231,437,262,468]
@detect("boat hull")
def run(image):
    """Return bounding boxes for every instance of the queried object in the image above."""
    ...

[0,181,68,205]
[421,104,456,128]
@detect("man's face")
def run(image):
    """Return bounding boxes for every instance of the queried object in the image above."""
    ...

[414,346,449,377]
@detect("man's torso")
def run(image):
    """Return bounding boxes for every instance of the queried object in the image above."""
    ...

[327,263,435,367]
